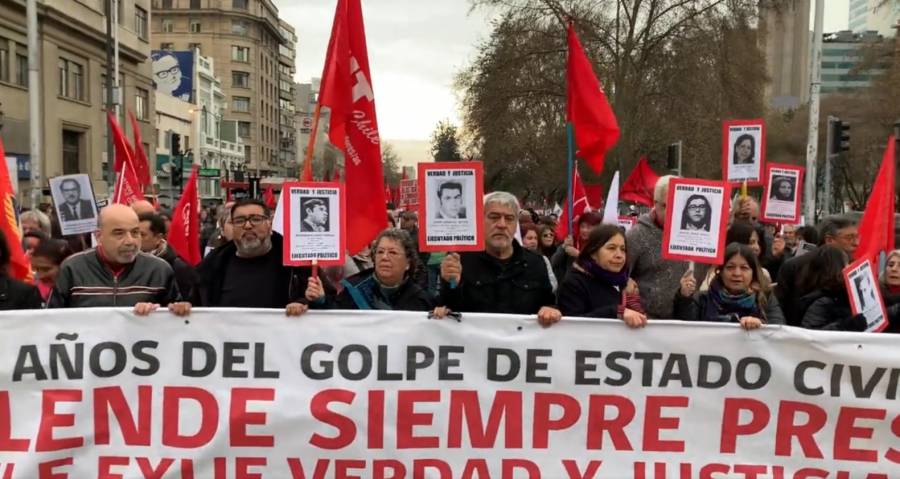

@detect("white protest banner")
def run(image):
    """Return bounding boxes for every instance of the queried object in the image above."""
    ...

[418,161,484,252]
[761,163,805,224]
[843,258,889,332]
[282,181,346,266]
[662,178,731,265]
[722,119,766,185]
[0,309,898,477]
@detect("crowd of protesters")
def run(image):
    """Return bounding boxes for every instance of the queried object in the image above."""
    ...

[1,176,897,335]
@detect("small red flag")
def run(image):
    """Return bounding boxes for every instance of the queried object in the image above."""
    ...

[263,185,277,209]
[112,161,145,206]
[332,168,342,182]
[107,112,134,174]
[319,0,387,253]
[167,165,201,266]
[128,111,152,188]
[0,135,32,282]
[620,156,659,206]
[555,169,592,240]
[567,22,620,175]
[854,136,896,264]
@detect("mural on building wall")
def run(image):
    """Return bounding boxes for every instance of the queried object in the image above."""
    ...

[151,50,193,102]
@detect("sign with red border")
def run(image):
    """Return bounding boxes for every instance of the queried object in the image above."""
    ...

[842,257,889,332]
[722,119,766,185]
[417,161,485,253]
[281,181,346,267]
[662,178,731,265]
[761,163,804,224]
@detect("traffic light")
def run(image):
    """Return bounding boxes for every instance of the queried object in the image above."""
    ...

[171,133,182,157]
[829,118,850,154]
[171,165,183,189]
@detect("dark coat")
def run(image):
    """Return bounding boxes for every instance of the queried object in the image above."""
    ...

[439,242,554,315]
[158,244,199,301]
[774,251,815,326]
[59,199,96,221]
[800,289,866,332]
[557,268,620,319]
[0,276,43,310]
[674,290,785,325]
[193,232,333,307]
[334,269,434,311]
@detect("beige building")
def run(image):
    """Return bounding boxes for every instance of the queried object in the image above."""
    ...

[152,0,293,177]
[0,0,155,203]
[759,0,811,109]
[277,19,296,175]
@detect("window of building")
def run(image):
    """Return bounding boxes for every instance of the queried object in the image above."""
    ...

[232,20,248,36]
[161,0,174,8]
[190,20,201,33]
[15,54,27,87]
[58,58,69,97]
[0,43,8,83]
[160,42,174,50]
[190,0,201,8]
[233,96,250,112]
[238,121,251,138]
[136,88,149,120]
[135,7,148,40]
[233,0,248,10]
[62,129,83,174]
[188,42,201,51]
[231,46,249,63]
[162,19,174,33]
[244,145,251,164]
[232,71,249,88]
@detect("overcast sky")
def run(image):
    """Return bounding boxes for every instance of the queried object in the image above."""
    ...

[275,1,851,144]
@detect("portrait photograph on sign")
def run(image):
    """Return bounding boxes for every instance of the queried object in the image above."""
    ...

[417,161,484,252]
[761,163,804,224]
[722,119,766,184]
[843,258,889,332]
[282,182,345,267]
[662,178,731,264]
[49,174,98,236]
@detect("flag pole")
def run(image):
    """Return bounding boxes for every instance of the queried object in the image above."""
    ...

[566,123,575,237]
[301,104,323,180]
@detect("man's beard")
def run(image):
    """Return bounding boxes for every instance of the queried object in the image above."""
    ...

[236,234,272,257]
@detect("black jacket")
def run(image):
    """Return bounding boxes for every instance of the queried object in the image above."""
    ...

[800,289,866,332]
[334,269,434,311]
[557,268,620,319]
[439,243,554,314]
[193,232,333,307]
[158,244,199,301]
[774,251,814,326]
[674,290,786,325]
[881,287,900,334]
[0,276,42,310]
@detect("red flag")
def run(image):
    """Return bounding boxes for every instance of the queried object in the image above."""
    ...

[128,111,152,188]
[263,185,277,209]
[555,169,592,239]
[0,136,31,282]
[855,136,896,264]
[567,22,620,175]
[620,156,659,206]
[319,0,387,253]
[107,112,134,174]
[167,165,201,266]
[112,161,145,206]
[332,168,342,182]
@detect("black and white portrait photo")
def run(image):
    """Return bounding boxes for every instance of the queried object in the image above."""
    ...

[300,197,330,233]
[663,179,730,265]
[722,119,765,184]
[679,194,712,232]
[769,176,796,202]
[761,165,804,224]
[844,258,888,332]
[418,162,485,252]
[283,183,344,266]
[49,174,98,236]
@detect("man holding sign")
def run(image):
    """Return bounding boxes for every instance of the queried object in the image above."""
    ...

[439,192,560,325]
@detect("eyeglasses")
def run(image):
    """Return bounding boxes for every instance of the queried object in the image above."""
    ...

[232,215,268,227]
[687,204,706,211]
[154,65,180,79]
[542,233,555,238]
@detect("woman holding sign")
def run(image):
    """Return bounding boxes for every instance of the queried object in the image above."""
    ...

[557,224,646,327]
[675,243,784,329]
[799,246,868,331]
[880,250,900,333]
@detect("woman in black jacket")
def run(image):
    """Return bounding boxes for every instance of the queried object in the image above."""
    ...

[0,230,42,310]
[798,246,868,331]
[675,243,785,329]
[557,224,646,327]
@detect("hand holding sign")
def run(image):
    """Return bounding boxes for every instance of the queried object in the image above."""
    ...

[679,268,697,298]
[441,252,462,285]
[305,276,325,303]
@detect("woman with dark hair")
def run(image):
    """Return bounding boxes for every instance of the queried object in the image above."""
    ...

[701,222,771,289]
[521,223,558,293]
[799,246,870,331]
[552,211,603,282]
[680,194,712,231]
[880,250,900,333]
[22,230,47,257]
[732,134,755,165]
[675,242,784,329]
[769,176,795,202]
[538,224,557,258]
[324,228,433,310]
[30,239,73,305]
[557,224,646,327]
[0,230,42,310]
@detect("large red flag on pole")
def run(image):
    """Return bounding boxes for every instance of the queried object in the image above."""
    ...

[168,165,201,266]
[318,0,387,253]
[0,136,32,282]
[854,136,896,265]
[620,156,659,206]
[567,22,620,175]
[128,110,152,188]
[555,168,592,240]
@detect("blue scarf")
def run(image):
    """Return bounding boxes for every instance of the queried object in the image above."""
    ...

[578,258,628,288]
[707,278,761,323]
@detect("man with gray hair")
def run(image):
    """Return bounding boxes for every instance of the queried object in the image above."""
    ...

[439,191,561,325]
[627,175,706,319]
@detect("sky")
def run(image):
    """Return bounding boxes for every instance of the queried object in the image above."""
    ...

[275,0,851,164]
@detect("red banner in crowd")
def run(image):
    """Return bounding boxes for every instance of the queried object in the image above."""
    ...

[167,165,201,266]
[0,135,31,282]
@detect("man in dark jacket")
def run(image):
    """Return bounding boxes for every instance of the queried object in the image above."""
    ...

[137,212,198,300]
[49,204,191,316]
[439,191,560,325]
[194,199,333,315]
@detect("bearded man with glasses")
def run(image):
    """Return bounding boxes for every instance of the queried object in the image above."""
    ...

[194,199,334,315]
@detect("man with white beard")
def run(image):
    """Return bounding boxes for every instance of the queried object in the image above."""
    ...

[194,199,333,315]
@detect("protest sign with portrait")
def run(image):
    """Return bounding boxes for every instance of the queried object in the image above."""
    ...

[843,258,889,332]
[49,174,98,236]
[417,162,484,252]
[282,182,345,267]
[662,178,731,265]
[722,119,766,185]
[761,163,804,224]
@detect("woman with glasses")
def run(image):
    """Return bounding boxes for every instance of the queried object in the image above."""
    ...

[538,224,557,258]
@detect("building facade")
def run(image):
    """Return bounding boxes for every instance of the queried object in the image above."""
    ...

[152,0,292,177]
[277,19,296,177]
[849,0,900,37]
[759,0,810,109]
[0,0,155,204]
[821,30,888,94]
[295,78,336,177]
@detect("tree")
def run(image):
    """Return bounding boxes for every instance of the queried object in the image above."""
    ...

[382,142,402,185]
[430,120,463,161]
